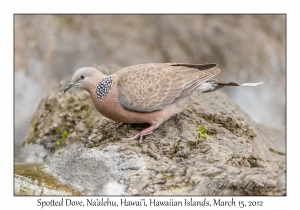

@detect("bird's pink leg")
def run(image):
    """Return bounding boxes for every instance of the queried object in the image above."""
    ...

[122,126,156,143]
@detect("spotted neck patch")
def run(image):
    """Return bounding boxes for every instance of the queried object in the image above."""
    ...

[95,75,112,101]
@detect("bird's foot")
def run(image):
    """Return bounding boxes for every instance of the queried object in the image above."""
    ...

[121,126,155,143]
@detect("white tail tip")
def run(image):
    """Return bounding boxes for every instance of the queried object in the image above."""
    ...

[240,82,263,86]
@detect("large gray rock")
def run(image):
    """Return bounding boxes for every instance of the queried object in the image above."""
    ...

[15,15,285,154]
[16,66,285,196]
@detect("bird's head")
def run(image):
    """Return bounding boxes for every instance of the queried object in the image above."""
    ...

[64,67,105,93]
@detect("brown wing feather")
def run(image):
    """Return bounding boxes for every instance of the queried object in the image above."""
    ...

[116,63,220,112]
[175,66,220,100]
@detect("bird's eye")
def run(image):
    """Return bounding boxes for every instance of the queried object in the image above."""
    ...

[80,75,85,80]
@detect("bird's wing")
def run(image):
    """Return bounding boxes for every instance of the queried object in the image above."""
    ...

[116,63,220,112]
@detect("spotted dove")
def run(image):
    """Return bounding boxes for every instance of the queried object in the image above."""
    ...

[64,63,262,143]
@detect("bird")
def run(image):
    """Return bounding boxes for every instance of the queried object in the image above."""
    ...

[64,63,262,143]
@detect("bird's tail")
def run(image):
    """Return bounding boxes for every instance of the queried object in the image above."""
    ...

[200,79,263,93]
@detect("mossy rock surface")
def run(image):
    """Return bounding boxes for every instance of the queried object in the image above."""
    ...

[14,163,80,195]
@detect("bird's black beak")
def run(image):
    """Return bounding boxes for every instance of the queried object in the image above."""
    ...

[64,82,76,93]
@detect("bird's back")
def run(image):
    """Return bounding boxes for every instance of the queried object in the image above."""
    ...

[113,63,220,112]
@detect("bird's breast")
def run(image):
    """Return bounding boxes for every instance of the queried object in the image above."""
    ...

[89,85,146,123]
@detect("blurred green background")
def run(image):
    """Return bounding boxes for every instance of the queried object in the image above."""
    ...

[14,14,286,152]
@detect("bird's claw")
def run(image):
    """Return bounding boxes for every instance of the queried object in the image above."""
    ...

[121,125,155,143]
[121,130,153,143]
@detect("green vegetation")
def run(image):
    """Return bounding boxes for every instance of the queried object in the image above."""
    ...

[55,122,69,149]
[174,140,180,148]
[75,105,89,114]
[56,140,61,146]
[197,125,209,140]
[161,170,175,180]
[169,182,187,190]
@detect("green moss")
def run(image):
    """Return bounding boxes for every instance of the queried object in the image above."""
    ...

[174,140,180,148]
[74,105,89,114]
[23,141,33,146]
[169,183,187,190]
[61,130,68,141]
[82,105,89,111]
[52,122,69,151]
[14,163,81,195]
[56,122,69,142]
[162,175,175,180]
[33,123,38,132]
[56,140,61,146]
[54,128,61,134]
[161,170,175,180]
